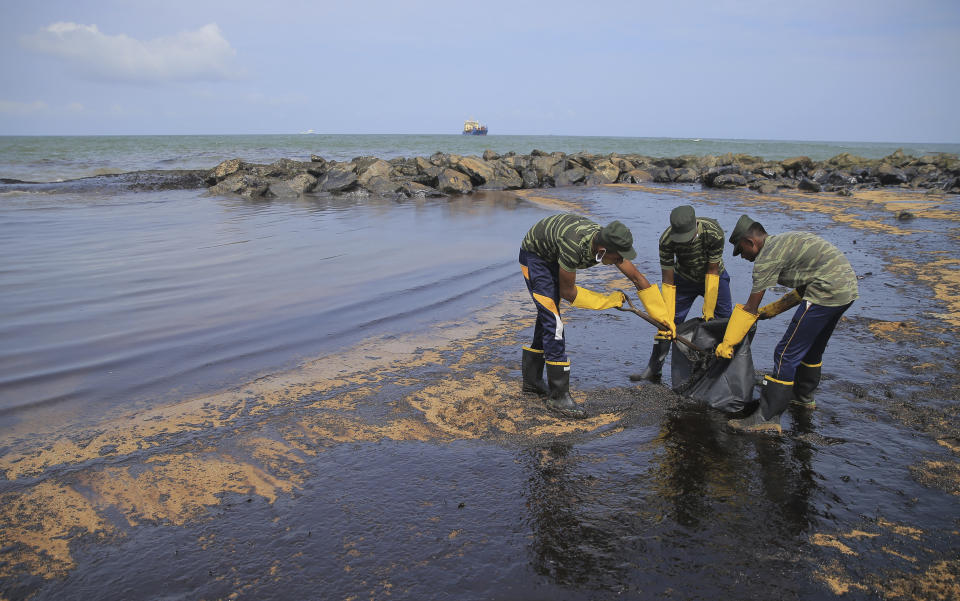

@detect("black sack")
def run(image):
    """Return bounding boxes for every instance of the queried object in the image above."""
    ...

[670,317,756,413]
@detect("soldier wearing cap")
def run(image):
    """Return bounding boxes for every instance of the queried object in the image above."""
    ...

[630,205,733,383]
[519,213,675,418]
[717,215,858,433]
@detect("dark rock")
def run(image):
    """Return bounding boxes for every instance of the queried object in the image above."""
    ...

[310,154,326,163]
[364,175,402,197]
[782,156,813,173]
[437,168,473,194]
[798,177,822,192]
[554,167,587,187]
[400,181,443,198]
[755,182,779,195]
[619,169,655,183]
[837,188,854,196]
[590,159,620,183]
[875,163,908,185]
[206,158,244,184]
[482,149,499,161]
[672,167,699,183]
[521,168,539,189]
[357,159,392,187]
[207,173,274,198]
[284,173,318,195]
[712,173,748,188]
[480,161,523,190]
[896,210,916,221]
[319,167,358,192]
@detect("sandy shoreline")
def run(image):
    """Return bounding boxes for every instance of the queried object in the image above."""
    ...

[2,183,958,600]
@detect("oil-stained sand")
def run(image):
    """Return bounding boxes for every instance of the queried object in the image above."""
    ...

[1,184,959,600]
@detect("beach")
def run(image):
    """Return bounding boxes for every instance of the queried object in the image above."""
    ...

[1,136,959,599]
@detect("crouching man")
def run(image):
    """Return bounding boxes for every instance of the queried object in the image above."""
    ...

[520,213,675,419]
[716,215,858,434]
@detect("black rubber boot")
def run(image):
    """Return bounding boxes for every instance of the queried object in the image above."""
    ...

[793,363,821,409]
[521,348,549,397]
[728,377,793,434]
[629,339,671,383]
[545,363,586,419]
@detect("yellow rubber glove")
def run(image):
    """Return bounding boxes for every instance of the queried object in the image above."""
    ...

[715,304,758,358]
[654,283,677,340]
[758,289,802,320]
[571,287,626,310]
[702,273,719,321]
[638,285,676,339]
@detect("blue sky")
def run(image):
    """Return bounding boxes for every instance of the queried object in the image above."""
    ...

[1,0,958,142]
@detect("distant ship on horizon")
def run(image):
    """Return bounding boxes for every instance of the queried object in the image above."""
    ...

[462,119,488,135]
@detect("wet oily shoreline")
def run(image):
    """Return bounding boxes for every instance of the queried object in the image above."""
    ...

[1,184,959,600]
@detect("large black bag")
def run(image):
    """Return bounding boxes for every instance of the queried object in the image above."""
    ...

[670,317,756,413]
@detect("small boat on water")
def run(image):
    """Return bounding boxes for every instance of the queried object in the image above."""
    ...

[462,119,488,135]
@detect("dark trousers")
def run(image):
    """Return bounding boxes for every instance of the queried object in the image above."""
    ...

[519,249,568,365]
[770,300,853,383]
[674,270,733,323]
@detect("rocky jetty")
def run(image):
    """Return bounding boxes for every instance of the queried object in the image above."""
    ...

[205,149,960,199]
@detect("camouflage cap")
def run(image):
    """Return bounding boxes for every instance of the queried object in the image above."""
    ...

[729,214,756,256]
[668,205,697,243]
[599,221,637,261]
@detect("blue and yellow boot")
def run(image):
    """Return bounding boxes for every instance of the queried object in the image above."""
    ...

[728,376,792,434]
[793,361,821,409]
[521,347,549,397]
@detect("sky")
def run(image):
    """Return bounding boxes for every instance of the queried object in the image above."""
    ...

[0,0,958,142]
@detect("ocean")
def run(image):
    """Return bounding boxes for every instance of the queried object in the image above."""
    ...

[2,133,959,183]
[0,133,957,428]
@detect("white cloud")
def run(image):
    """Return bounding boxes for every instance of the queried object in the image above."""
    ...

[0,100,48,114]
[21,22,239,83]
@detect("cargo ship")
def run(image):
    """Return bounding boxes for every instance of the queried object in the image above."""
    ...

[462,119,488,135]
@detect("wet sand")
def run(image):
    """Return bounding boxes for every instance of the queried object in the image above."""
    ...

[1,184,958,600]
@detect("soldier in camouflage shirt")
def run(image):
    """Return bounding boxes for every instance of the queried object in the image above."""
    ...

[519,213,675,419]
[717,214,858,434]
[630,205,733,383]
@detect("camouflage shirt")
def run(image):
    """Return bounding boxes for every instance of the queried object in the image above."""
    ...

[659,217,726,281]
[751,232,859,306]
[521,213,601,272]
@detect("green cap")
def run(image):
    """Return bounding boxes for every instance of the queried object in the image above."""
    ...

[600,220,637,261]
[668,205,697,243]
[728,214,756,256]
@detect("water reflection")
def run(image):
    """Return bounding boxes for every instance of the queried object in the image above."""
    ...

[523,406,821,591]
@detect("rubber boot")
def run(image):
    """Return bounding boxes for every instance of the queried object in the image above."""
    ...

[793,362,821,409]
[728,377,793,434]
[629,339,671,383]
[545,363,586,419]
[521,348,549,397]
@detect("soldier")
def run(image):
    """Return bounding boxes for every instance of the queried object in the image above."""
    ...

[519,213,675,419]
[716,215,858,433]
[631,205,733,383]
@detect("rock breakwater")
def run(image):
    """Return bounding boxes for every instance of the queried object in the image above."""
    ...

[205,148,960,199]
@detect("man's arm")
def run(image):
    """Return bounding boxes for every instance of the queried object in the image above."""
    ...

[661,268,674,286]
[615,259,653,290]
[706,262,720,276]
[742,290,765,314]
[558,268,578,302]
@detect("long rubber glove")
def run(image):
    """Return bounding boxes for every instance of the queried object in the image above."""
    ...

[655,283,676,340]
[638,286,676,339]
[571,287,626,310]
[715,304,758,358]
[702,273,719,321]
[757,289,802,320]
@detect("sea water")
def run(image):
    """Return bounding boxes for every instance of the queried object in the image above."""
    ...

[1,133,958,427]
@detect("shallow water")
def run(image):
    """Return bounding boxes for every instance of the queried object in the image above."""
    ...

[0,188,547,433]
[1,182,958,600]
